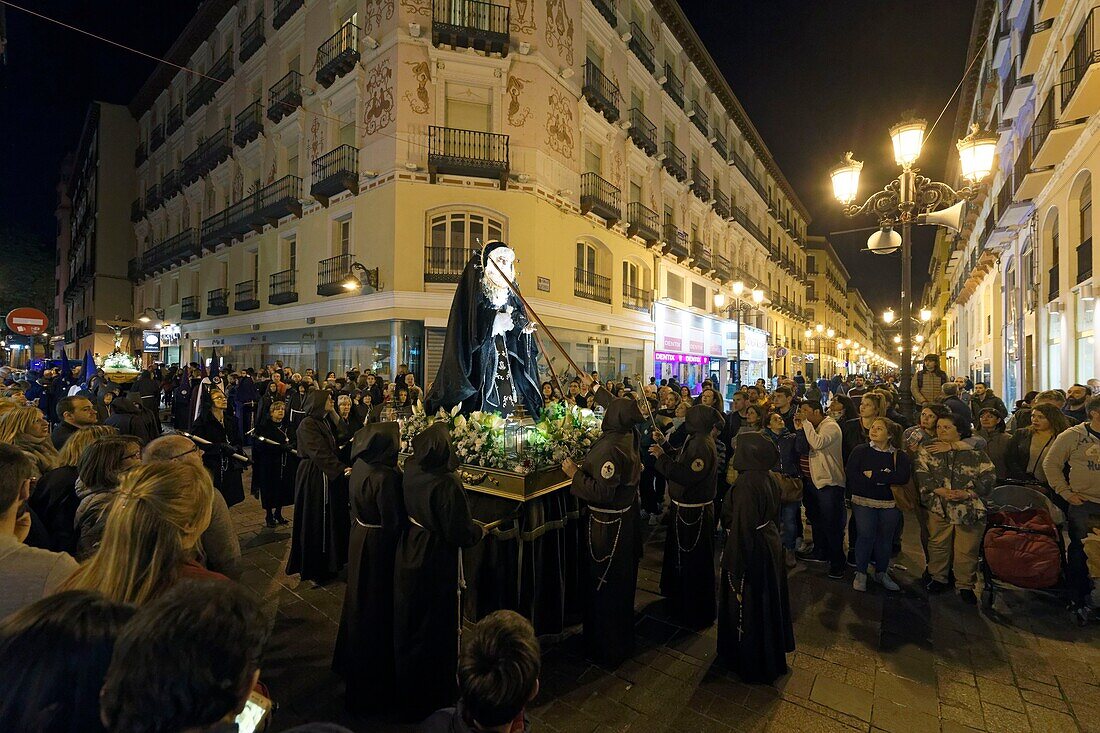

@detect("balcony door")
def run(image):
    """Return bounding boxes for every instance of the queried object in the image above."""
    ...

[445,85,493,161]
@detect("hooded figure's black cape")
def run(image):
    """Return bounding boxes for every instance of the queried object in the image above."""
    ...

[425,251,543,418]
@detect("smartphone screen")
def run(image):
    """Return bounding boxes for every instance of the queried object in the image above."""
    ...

[235,691,272,733]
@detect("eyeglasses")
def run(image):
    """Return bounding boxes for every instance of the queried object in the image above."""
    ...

[168,446,200,460]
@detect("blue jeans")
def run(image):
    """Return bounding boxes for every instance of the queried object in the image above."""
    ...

[851,503,901,575]
[805,483,846,570]
[780,501,801,550]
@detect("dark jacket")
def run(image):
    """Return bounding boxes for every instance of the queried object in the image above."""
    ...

[104,396,160,445]
[970,392,1009,419]
[943,396,974,427]
[845,444,912,503]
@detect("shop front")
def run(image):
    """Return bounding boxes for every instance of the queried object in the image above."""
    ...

[653,303,732,394]
[734,325,770,390]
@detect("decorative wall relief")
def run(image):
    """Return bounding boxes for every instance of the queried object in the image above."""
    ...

[309,115,325,159]
[267,159,277,184]
[232,169,244,202]
[511,0,536,34]
[363,60,396,134]
[544,0,574,66]
[364,0,395,34]
[611,151,623,190]
[506,75,532,127]
[403,61,431,114]
[544,89,574,160]
[649,16,661,45]
[400,0,431,16]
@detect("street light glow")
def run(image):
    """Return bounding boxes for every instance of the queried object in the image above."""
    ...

[956,124,997,182]
[815,323,824,333]
[713,292,727,308]
[732,281,745,297]
[889,117,927,167]
[883,308,896,324]
[920,308,933,321]
[830,152,863,205]
[751,289,765,304]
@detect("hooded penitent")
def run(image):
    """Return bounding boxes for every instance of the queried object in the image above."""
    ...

[351,421,400,467]
[409,422,460,473]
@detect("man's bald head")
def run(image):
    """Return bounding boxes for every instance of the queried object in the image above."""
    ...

[143,435,203,467]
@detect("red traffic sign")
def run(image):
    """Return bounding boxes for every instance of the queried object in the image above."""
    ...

[6,308,49,336]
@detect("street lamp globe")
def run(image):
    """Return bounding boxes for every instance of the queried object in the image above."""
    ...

[916,334,925,343]
[804,329,812,339]
[713,292,727,308]
[956,124,997,182]
[751,289,765,304]
[815,323,824,334]
[830,152,863,205]
[844,339,852,347]
[893,334,902,344]
[889,117,927,168]
[826,328,835,338]
[920,308,933,322]
[883,308,896,324]
[732,281,745,297]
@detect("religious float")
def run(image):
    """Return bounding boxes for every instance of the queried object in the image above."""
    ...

[100,325,143,384]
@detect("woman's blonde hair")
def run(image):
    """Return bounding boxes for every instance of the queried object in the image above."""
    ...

[0,405,46,444]
[64,461,214,606]
[860,392,887,418]
[57,425,118,467]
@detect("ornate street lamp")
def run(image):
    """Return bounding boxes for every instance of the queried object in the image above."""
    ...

[715,280,764,391]
[830,116,995,417]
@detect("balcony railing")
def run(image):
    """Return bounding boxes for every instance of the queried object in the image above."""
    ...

[691,240,712,271]
[234,280,260,311]
[145,184,161,212]
[273,0,303,29]
[131,198,144,223]
[425,246,470,283]
[713,188,731,219]
[626,201,659,244]
[150,123,165,151]
[268,71,302,123]
[590,0,616,27]
[1078,239,1093,283]
[311,144,360,205]
[662,63,684,107]
[427,126,510,188]
[161,170,181,201]
[622,283,652,312]
[661,140,687,181]
[135,141,147,167]
[627,22,654,72]
[626,107,657,155]
[165,104,183,134]
[207,288,229,316]
[690,101,708,136]
[269,269,299,305]
[712,128,727,160]
[1059,8,1098,114]
[1001,60,1017,109]
[574,268,611,304]
[714,254,732,283]
[181,295,201,320]
[234,99,264,148]
[690,165,710,201]
[432,0,510,56]
[140,228,199,276]
[582,60,621,122]
[240,12,265,62]
[253,175,303,227]
[186,49,233,116]
[662,222,688,260]
[182,127,232,184]
[580,172,621,225]
[316,22,361,88]
[1049,264,1060,301]
[318,253,354,296]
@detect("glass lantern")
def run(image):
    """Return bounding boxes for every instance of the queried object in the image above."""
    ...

[504,404,536,459]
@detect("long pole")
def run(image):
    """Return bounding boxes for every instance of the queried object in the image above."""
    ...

[734,301,741,391]
[900,217,915,418]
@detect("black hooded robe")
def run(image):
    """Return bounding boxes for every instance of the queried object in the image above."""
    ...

[424,248,543,418]
[251,414,298,510]
[655,404,721,630]
[717,433,795,684]
[287,391,350,583]
[333,423,405,714]
[234,375,260,444]
[570,396,643,668]
[393,423,484,722]
[190,406,246,507]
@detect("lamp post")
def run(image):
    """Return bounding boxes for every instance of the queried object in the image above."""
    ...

[715,281,764,392]
[830,119,995,417]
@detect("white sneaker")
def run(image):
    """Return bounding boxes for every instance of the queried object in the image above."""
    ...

[853,572,867,592]
[874,572,900,591]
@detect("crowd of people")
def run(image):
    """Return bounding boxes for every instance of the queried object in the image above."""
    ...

[0,351,1098,731]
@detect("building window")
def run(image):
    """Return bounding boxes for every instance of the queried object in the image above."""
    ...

[691,282,707,310]
[1077,292,1094,382]
[623,261,640,290]
[428,211,505,273]
[576,241,597,274]
[1048,310,1062,390]
[337,218,351,255]
[1079,177,1093,283]
[667,272,684,302]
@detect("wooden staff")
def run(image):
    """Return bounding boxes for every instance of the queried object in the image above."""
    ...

[535,333,568,405]
[178,430,251,465]
[632,372,664,443]
[246,429,299,456]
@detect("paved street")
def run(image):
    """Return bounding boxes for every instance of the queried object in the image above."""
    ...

[228,481,1100,733]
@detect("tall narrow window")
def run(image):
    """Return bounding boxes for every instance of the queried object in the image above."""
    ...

[339,218,351,255]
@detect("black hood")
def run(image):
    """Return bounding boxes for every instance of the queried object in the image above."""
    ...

[685,404,723,434]
[731,431,779,471]
[602,398,644,434]
[411,422,460,472]
[113,395,142,414]
[302,389,330,419]
[351,422,400,466]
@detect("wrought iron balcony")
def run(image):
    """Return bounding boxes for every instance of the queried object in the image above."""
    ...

[186,49,233,116]
[249,175,303,229]
[626,201,659,245]
[661,140,687,181]
[135,141,147,167]
[574,268,611,304]
[75,318,93,338]
[268,71,302,123]
[145,184,161,212]
[207,288,229,316]
[432,0,510,56]
[161,170,181,201]
[626,107,657,155]
[589,0,616,27]
[239,12,265,62]
[627,22,654,72]
[662,63,684,107]
[311,145,359,205]
[662,222,688,260]
[150,123,165,151]
[582,60,621,122]
[1059,8,1100,118]
[712,128,727,160]
[1048,264,1060,301]
[424,246,470,283]
[714,254,732,283]
[165,104,183,134]
[580,172,621,225]
[690,166,710,202]
[182,127,232,184]
[131,198,144,223]
[141,229,199,276]
[181,295,201,321]
[622,283,652,312]
[234,280,260,311]
[690,101,708,136]
[269,269,298,305]
[316,22,360,88]
[318,253,354,296]
[427,125,509,188]
[234,99,264,148]
[273,0,303,29]
[713,188,730,219]
[1078,239,1093,284]
[128,257,143,283]
[691,240,712,271]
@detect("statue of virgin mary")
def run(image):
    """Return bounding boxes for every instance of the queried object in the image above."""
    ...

[425,240,544,418]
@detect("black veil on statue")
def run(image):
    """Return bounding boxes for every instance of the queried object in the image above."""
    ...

[426,241,543,418]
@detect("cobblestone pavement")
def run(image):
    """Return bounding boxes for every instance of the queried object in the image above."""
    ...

[229,487,1100,733]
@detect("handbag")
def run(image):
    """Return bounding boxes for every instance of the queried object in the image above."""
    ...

[770,471,804,503]
[889,451,917,511]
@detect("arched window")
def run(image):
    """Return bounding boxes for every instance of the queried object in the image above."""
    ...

[426,210,505,281]
[1046,210,1060,301]
[575,240,610,303]
[1077,175,1092,284]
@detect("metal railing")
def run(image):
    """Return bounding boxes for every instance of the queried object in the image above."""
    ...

[712,128,727,159]
[181,295,200,319]
[662,62,684,107]
[580,172,621,220]
[432,0,510,49]
[234,99,265,147]
[582,60,621,121]
[626,201,659,242]
[269,269,298,303]
[318,253,354,293]
[662,222,688,259]
[1078,239,1093,283]
[150,123,165,151]
[574,268,611,304]
[1048,264,1060,301]
[424,246,470,283]
[690,101,708,135]
[316,22,360,86]
[590,0,616,26]
[207,288,229,315]
[273,0,303,29]
[691,240,712,270]
[145,184,160,211]
[690,165,710,201]
[713,188,730,219]
[1059,8,1098,112]
[662,140,686,180]
[165,104,183,134]
[131,198,143,223]
[622,283,652,312]
[135,141,147,167]
[626,107,657,154]
[240,12,265,62]
[268,70,302,122]
[628,21,654,71]
[427,126,510,179]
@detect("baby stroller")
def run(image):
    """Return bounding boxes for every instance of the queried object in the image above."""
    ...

[978,483,1071,613]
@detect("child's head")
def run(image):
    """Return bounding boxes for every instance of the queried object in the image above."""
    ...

[458,610,540,728]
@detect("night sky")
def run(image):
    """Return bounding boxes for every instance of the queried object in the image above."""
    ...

[0,0,976,314]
